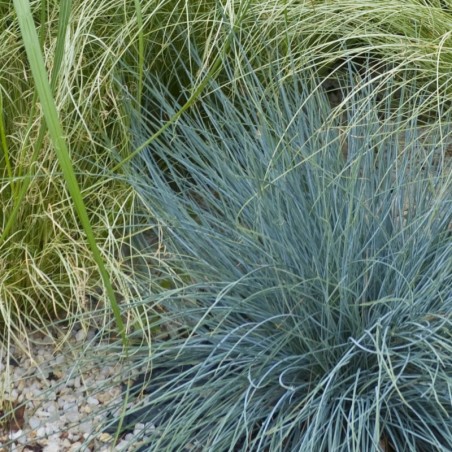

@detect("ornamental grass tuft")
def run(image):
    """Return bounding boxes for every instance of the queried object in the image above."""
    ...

[114,51,452,451]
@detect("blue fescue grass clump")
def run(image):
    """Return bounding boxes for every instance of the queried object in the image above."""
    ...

[120,63,452,451]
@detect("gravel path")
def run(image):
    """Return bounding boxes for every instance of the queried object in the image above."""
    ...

[0,328,151,451]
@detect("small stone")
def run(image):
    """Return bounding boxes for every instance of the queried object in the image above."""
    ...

[67,430,82,441]
[14,367,26,379]
[75,330,87,342]
[52,369,64,379]
[28,416,41,429]
[87,396,99,405]
[133,423,146,433]
[81,405,92,414]
[64,406,80,423]
[45,402,58,414]
[79,421,93,434]
[8,429,23,441]
[43,442,61,452]
[46,391,57,401]
[35,408,51,418]
[10,388,19,400]
[25,391,35,400]
[96,388,120,403]
[115,440,131,451]
[53,355,65,365]
[45,422,60,435]
[61,438,72,448]
[61,397,77,408]
[99,432,112,443]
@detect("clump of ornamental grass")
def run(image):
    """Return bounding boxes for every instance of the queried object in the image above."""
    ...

[109,56,452,452]
[2,0,451,346]
[0,0,172,344]
[2,0,452,443]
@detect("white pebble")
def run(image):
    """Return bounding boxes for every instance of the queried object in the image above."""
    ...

[133,423,146,433]
[43,442,61,452]
[61,397,77,408]
[10,388,19,400]
[87,396,99,405]
[61,439,72,448]
[45,422,60,435]
[53,355,65,365]
[79,421,93,434]
[65,406,80,423]
[8,429,23,441]
[75,330,87,342]
[14,367,26,379]
[28,416,41,429]
[45,402,58,414]
[35,408,51,418]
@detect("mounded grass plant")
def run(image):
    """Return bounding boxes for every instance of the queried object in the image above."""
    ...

[1,0,451,343]
[0,0,451,446]
[114,55,452,451]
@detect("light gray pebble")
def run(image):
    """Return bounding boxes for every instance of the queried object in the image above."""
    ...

[64,406,80,423]
[28,416,41,429]
[10,388,19,400]
[44,422,60,435]
[13,367,26,378]
[43,442,61,452]
[53,354,65,365]
[75,329,87,342]
[35,407,51,418]
[44,401,58,413]
[61,396,77,408]
[73,376,81,388]
[79,421,93,434]
[133,422,146,433]
[61,438,72,448]
[87,396,99,405]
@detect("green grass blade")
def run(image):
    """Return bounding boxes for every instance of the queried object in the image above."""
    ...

[132,0,144,106]
[50,0,72,92]
[13,0,127,346]
[0,89,13,185]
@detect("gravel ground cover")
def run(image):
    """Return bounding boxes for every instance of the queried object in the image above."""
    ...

[0,329,151,451]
